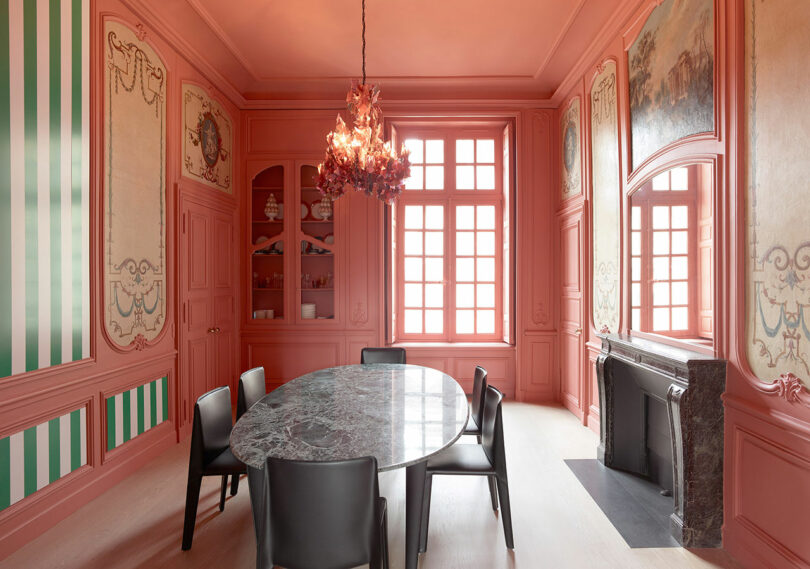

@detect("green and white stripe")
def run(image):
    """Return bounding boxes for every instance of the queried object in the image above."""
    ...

[106,377,169,451]
[1,0,89,378]
[0,407,87,512]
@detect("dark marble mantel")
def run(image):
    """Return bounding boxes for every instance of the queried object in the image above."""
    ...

[596,333,726,547]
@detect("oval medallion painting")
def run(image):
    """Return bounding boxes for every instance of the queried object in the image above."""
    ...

[564,122,577,172]
[199,112,221,167]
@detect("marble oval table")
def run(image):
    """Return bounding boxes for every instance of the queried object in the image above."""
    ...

[230,363,469,569]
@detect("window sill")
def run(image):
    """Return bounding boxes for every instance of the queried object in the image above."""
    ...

[391,341,514,349]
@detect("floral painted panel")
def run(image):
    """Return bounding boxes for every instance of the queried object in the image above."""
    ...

[591,62,620,334]
[628,0,713,170]
[560,97,581,201]
[103,21,166,348]
[746,0,810,388]
[182,83,232,193]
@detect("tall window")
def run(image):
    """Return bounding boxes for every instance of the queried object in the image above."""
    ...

[390,124,511,342]
[630,166,710,339]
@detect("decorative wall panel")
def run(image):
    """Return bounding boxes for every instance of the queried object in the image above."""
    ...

[745,0,810,390]
[182,83,231,193]
[0,407,87,513]
[628,0,714,169]
[105,376,168,451]
[560,97,581,201]
[103,20,166,348]
[590,62,620,334]
[0,0,90,377]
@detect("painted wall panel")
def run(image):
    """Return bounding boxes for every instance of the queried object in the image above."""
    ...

[105,377,168,451]
[1,0,90,378]
[182,83,232,193]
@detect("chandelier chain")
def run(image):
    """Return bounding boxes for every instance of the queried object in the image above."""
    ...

[362,0,366,84]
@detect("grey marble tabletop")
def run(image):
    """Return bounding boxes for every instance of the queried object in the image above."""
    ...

[230,364,469,471]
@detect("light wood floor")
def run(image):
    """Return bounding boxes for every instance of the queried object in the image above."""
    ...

[0,403,742,569]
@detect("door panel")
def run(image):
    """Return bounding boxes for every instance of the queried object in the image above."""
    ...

[559,211,584,420]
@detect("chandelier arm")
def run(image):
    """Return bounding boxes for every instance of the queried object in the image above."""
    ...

[362,0,366,84]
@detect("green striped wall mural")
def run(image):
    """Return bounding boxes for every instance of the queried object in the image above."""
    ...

[0,407,87,512]
[1,0,90,378]
[106,377,169,451]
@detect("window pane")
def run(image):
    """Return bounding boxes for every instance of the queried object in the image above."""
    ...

[671,206,688,229]
[404,309,422,333]
[632,308,640,329]
[425,309,443,333]
[456,258,475,281]
[672,231,688,254]
[477,257,495,282]
[425,257,443,281]
[653,282,670,306]
[425,284,443,307]
[456,284,475,308]
[631,282,641,306]
[671,167,689,190]
[652,172,669,191]
[404,205,423,229]
[477,231,495,255]
[672,281,688,304]
[631,231,641,255]
[425,140,444,164]
[477,205,495,229]
[456,165,475,189]
[477,310,495,334]
[631,206,641,230]
[456,232,475,255]
[404,257,422,281]
[405,166,423,190]
[653,257,670,280]
[456,205,475,229]
[404,283,423,307]
[425,205,444,229]
[672,256,688,279]
[425,166,444,190]
[477,284,495,308]
[405,139,423,163]
[456,310,474,334]
[456,139,474,163]
[653,307,670,330]
[424,231,443,255]
[653,231,670,255]
[476,165,495,190]
[477,139,495,163]
[404,231,423,255]
[632,257,641,280]
[652,206,670,229]
[672,307,688,330]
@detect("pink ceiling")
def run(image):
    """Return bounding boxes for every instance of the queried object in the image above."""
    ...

[145,0,630,102]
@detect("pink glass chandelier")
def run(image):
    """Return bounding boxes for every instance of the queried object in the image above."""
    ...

[316,0,411,204]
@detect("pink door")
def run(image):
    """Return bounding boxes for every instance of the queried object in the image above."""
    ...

[559,209,585,421]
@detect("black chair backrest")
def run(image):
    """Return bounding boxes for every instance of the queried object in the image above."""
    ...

[480,385,505,472]
[267,456,379,569]
[193,387,233,466]
[470,365,488,428]
[361,347,406,364]
[237,367,266,419]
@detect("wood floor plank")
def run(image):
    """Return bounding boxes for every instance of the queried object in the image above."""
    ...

[0,403,742,569]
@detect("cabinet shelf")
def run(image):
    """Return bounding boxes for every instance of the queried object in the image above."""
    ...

[253,288,284,292]
[302,253,333,257]
[300,288,334,292]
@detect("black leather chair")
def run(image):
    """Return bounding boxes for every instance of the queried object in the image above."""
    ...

[360,347,406,364]
[265,456,389,569]
[181,386,246,550]
[463,365,488,440]
[419,385,513,551]
[237,366,266,420]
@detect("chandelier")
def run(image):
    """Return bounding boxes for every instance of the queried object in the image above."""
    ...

[316,0,411,204]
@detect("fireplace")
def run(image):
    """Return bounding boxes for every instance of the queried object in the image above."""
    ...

[596,334,726,547]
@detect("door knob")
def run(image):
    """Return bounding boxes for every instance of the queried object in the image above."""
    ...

[214,327,221,333]
[207,327,215,334]
[574,327,582,335]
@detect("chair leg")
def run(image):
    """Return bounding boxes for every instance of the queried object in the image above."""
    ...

[181,474,202,550]
[230,473,240,496]
[419,474,433,553]
[381,506,389,569]
[488,476,499,511]
[496,477,514,549]
[219,475,228,512]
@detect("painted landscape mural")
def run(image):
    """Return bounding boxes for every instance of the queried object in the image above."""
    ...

[628,0,714,169]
